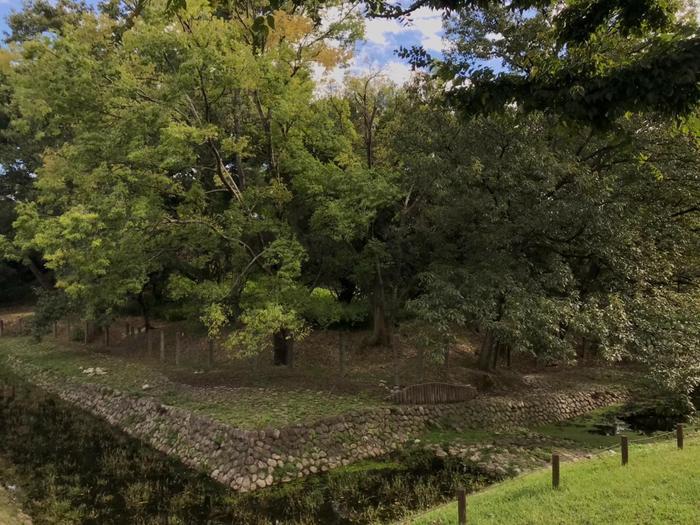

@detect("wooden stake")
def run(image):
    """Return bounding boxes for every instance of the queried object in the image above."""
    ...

[175,331,181,366]
[677,424,684,450]
[339,332,346,377]
[207,338,214,368]
[457,487,467,525]
[621,436,629,466]
[552,453,560,488]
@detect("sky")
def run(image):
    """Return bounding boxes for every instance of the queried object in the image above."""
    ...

[0,0,447,86]
[315,6,447,87]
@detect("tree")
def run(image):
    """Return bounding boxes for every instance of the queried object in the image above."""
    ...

[4,0,364,361]
[382,76,699,383]
[368,0,699,124]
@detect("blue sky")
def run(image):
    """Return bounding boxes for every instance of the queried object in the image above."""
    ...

[0,1,19,37]
[314,5,447,87]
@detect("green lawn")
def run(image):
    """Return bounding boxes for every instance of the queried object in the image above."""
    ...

[0,337,384,429]
[406,436,700,525]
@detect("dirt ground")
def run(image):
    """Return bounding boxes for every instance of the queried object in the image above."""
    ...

[0,305,636,403]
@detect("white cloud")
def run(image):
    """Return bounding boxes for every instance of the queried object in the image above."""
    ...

[363,17,406,46]
[362,7,445,52]
[313,6,445,92]
[383,60,414,84]
[410,7,445,52]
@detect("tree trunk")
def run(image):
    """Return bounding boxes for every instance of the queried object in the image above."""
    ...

[369,257,393,346]
[24,256,52,290]
[273,329,294,367]
[338,277,356,304]
[370,299,392,346]
[137,291,152,330]
[478,333,496,371]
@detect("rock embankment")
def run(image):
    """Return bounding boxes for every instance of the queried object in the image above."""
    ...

[5,356,626,493]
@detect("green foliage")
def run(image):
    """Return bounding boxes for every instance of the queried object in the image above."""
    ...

[227,303,309,359]
[0,0,697,392]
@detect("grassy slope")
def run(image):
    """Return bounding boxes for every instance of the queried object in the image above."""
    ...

[406,436,700,525]
[0,487,31,525]
[0,337,384,429]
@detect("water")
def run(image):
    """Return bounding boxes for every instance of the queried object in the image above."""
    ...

[0,371,496,524]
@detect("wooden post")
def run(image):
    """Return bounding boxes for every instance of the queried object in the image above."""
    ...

[621,436,629,466]
[392,339,399,388]
[456,487,467,525]
[175,331,181,367]
[83,320,89,345]
[103,325,109,347]
[552,453,560,488]
[207,338,214,368]
[125,322,130,338]
[677,424,684,450]
[159,330,165,363]
[18,317,24,335]
[339,332,346,377]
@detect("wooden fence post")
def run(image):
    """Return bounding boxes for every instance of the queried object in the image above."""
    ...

[175,331,181,366]
[552,453,560,488]
[159,330,165,363]
[339,332,346,377]
[621,436,629,466]
[207,338,214,368]
[456,487,467,525]
[677,424,684,450]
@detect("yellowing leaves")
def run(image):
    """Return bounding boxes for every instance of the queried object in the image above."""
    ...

[271,11,315,43]
[314,46,351,70]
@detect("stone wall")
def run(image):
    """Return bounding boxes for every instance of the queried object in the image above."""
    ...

[5,356,626,493]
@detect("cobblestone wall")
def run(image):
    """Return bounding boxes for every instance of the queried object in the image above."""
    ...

[6,356,626,493]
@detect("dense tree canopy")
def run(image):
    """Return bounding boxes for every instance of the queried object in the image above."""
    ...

[383,0,699,124]
[0,0,698,395]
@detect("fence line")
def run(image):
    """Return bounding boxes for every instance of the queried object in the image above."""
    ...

[0,317,221,368]
[450,426,694,524]
[404,428,696,525]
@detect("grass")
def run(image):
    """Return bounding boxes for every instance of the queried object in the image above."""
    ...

[419,428,498,446]
[0,337,385,429]
[405,435,700,525]
[0,486,31,525]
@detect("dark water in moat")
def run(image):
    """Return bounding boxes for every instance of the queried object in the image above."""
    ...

[0,370,496,524]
